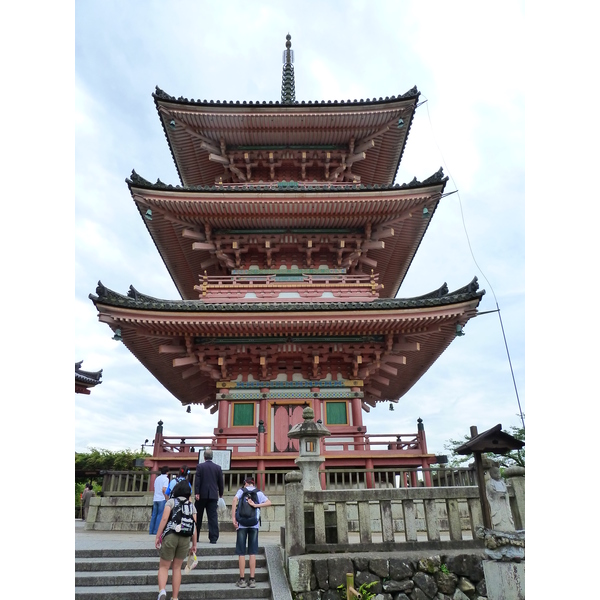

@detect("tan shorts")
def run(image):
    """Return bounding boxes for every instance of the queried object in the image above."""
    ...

[159,532,191,561]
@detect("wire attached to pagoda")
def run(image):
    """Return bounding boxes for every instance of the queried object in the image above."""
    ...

[421,98,525,432]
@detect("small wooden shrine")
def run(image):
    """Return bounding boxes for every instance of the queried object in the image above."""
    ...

[90,36,484,479]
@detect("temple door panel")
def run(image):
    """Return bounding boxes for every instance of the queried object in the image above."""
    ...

[271,403,305,452]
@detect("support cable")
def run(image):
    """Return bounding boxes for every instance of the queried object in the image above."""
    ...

[422,98,525,432]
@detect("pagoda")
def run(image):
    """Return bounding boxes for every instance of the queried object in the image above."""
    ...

[90,36,484,481]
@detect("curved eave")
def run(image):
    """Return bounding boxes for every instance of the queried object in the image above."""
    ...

[153,87,420,188]
[89,280,483,408]
[75,362,103,385]
[127,173,447,299]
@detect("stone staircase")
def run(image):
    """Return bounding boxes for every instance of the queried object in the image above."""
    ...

[75,544,286,600]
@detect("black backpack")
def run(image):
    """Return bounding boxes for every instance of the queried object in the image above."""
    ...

[164,498,195,537]
[236,488,260,527]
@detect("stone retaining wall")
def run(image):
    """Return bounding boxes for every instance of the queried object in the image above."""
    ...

[85,494,287,532]
[85,494,473,534]
[288,552,491,600]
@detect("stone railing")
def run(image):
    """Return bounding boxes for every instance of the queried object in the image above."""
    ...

[99,466,477,497]
[284,472,485,557]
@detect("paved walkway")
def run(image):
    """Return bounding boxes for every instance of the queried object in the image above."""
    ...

[75,519,283,552]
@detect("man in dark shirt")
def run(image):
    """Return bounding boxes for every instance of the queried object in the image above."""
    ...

[194,448,224,544]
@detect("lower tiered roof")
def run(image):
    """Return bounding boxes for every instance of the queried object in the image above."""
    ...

[89,278,484,410]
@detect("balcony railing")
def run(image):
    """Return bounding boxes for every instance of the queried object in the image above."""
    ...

[194,272,381,302]
[155,431,426,458]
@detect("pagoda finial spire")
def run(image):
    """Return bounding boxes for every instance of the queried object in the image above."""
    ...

[281,33,296,104]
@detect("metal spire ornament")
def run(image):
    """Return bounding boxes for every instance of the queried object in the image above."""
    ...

[281,34,296,104]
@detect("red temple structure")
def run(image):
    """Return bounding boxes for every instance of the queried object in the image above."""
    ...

[89,36,484,481]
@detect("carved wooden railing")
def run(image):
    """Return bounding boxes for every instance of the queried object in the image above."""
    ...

[195,272,382,302]
[155,431,427,459]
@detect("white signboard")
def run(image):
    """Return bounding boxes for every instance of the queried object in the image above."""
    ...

[198,449,232,471]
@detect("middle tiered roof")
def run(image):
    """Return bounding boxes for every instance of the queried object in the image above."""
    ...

[127,169,447,300]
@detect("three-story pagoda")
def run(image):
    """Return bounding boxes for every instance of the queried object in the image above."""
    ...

[90,36,484,480]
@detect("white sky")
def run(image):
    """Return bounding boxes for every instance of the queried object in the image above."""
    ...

[4,1,600,596]
[72,0,527,456]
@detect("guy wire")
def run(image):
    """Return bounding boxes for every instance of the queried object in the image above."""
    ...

[422,98,525,432]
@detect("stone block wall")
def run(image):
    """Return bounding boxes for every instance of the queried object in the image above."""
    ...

[288,552,492,600]
[86,495,154,531]
[85,494,288,532]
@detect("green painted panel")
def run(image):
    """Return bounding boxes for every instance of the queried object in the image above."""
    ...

[326,401,348,425]
[233,403,255,426]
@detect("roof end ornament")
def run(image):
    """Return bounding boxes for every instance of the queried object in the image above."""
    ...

[281,34,296,105]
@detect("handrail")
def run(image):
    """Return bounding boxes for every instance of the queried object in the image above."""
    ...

[154,430,426,457]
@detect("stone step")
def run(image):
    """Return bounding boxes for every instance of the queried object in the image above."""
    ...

[74,541,277,600]
[75,555,266,572]
[75,545,266,559]
[74,581,271,600]
[76,567,269,587]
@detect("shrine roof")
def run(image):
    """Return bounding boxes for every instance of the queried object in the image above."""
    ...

[153,86,420,187]
[455,424,525,455]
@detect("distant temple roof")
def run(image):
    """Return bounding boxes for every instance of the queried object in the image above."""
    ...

[75,361,103,395]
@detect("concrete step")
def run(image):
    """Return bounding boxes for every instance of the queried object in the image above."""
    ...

[75,555,266,572]
[75,545,267,558]
[74,581,271,600]
[74,545,273,600]
[76,567,269,586]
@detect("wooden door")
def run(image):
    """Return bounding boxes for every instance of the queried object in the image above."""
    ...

[272,403,305,452]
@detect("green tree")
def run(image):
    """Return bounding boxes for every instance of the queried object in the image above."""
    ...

[75,448,150,483]
[75,448,150,512]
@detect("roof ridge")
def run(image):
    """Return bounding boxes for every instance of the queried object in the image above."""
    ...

[90,280,484,312]
[125,168,447,192]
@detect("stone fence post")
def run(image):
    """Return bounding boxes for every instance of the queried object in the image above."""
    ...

[504,466,525,530]
[284,471,305,558]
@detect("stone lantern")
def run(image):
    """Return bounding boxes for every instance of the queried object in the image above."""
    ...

[287,406,330,490]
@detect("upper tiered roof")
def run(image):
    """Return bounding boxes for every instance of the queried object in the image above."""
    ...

[153,36,420,188]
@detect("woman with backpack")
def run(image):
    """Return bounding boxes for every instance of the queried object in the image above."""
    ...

[154,480,197,600]
[231,476,271,589]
